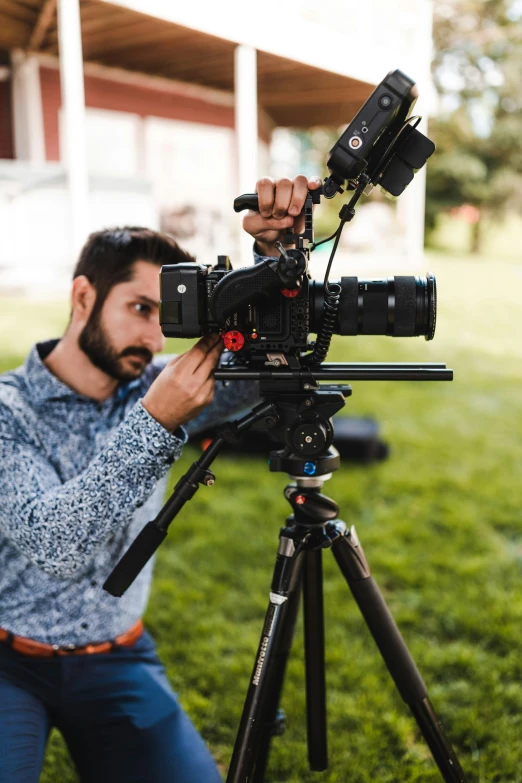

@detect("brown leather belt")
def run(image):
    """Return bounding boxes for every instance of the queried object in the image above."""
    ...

[0,619,144,657]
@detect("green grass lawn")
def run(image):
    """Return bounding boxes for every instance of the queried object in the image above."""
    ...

[1,250,522,782]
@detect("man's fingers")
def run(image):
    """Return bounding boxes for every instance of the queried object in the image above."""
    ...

[166,353,183,368]
[197,377,216,407]
[308,176,322,191]
[195,338,224,381]
[256,177,275,217]
[176,334,221,372]
[283,173,311,234]
[243,213,294,235]
[272,178,293,219]
[288,175,309,216]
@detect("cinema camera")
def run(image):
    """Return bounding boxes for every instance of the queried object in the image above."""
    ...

[158,68,437,372]
[105,71,467,783]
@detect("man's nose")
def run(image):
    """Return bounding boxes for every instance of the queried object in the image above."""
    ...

[143,320,165,355]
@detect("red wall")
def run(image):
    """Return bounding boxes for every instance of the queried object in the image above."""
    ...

[39,66,236,162]
[0,80,14,159]
[40,68,61,160]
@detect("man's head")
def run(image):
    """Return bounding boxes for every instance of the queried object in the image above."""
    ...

[71,227,195,382]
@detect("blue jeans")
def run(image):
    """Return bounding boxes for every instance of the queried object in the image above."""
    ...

[0,630,223,783]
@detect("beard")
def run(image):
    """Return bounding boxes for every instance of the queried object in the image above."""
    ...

[78,308,153,382]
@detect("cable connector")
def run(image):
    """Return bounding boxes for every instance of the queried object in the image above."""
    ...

[339,204,356,222]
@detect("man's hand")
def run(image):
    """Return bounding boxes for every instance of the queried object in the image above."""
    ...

[142,334,223,432]
[243,174,323,257]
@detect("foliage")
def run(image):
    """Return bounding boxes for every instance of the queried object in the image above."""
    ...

[1,249,522,781]
[427,0,522,251]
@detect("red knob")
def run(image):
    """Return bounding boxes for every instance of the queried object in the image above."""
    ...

[281,288,300,298]
[223,330,245,352]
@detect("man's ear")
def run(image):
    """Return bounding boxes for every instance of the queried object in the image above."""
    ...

[71,275,97,324]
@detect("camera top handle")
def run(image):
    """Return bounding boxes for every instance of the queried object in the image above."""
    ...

[234,187,319,251]
[234,175,370,366]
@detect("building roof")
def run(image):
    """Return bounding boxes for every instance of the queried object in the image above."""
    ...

[0,0,374,127]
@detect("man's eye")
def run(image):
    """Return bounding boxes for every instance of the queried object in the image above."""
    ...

[134,303,150,315]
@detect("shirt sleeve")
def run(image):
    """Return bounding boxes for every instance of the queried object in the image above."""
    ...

[253,245,278,264]
[0,400,186,579]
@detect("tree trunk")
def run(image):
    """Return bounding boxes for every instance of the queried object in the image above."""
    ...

[470,214,482,254]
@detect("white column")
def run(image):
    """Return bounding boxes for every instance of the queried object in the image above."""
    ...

[234,44,258,266]
[397,0,434,266]
[11,50,46,163]
[57,0,89,259]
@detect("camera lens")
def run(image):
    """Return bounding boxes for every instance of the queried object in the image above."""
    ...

[310,274,437,340]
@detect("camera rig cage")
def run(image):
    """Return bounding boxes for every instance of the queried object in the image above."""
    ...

[158,68,443,385]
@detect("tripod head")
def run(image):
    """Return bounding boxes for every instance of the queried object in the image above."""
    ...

[255,385,348,477]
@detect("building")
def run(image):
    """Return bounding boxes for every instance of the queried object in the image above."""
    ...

[0,0,434,293]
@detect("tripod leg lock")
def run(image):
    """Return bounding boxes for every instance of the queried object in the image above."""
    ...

[278,536,296,558]
[329,523,371,580]
[269,592,288,606]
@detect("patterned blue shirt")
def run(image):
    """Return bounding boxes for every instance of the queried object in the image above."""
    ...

[0,340,260,646]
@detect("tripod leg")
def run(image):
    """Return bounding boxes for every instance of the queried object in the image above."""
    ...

[227,530,305,783]
[252,567,302,783]
[331,523,468,783]
[303,548,327,771]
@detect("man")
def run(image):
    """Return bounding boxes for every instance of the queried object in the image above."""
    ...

[0,174,321,783]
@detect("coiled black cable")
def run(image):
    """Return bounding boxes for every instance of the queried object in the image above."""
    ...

[305,221,346,365]
[308,281,342,364]
[304,176,367,365]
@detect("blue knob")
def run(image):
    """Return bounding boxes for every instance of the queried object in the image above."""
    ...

[303,462,316,476]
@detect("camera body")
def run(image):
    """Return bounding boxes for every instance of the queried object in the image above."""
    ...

[160,255,312,362]
[159,255,230,339]
[160,256,437,365]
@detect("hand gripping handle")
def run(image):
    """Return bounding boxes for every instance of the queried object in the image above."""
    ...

[103,522,167,597]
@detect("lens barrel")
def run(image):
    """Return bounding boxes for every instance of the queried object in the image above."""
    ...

[311,273,436,340]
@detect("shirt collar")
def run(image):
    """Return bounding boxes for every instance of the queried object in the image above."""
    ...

[24,340,141,405]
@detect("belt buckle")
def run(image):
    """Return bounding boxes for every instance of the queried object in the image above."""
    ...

[54,643,78,655]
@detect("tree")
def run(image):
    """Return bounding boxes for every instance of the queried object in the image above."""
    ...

[427,0,522,252]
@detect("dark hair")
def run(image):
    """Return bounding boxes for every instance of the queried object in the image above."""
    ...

[73,226,195,307]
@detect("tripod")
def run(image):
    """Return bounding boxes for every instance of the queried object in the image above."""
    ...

[227,451,466,783]
[104,365,467,782]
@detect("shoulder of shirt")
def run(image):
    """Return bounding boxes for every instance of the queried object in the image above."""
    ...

[0,365,31,432]
[0,364,28,405]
